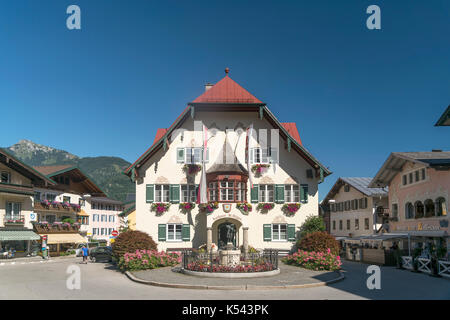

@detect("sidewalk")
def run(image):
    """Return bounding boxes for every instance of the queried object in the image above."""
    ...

[0,255,78,266]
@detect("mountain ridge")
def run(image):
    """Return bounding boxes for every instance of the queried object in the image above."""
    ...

[4,140,134,202]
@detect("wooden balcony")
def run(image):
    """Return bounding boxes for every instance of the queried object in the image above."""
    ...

[34,201,80,214]
[32,222,81,234]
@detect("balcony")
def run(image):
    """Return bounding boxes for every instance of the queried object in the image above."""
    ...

[3,215,25,226]
[34,201,81,214]
[32,221,81,234]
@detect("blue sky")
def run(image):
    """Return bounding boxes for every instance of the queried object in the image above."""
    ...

[0,0,449,200]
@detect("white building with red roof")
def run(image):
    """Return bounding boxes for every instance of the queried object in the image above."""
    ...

[125,69,331,252]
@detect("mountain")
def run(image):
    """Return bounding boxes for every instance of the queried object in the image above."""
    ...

[6,140,134,202]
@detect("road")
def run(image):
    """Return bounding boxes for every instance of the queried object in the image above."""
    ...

[0,257,449,299]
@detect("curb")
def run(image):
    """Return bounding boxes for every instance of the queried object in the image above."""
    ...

[125,270,345,290]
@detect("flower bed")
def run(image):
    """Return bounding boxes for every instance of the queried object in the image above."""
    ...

[151,203,171,215]
[118,250,181,272]
[282,248,342,271]
[186,261,275,273]
[179,202,195,214]
[236,202,252,215]
[282,203,300,216]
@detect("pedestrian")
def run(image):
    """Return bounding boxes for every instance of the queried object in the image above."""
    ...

[81,245,89,264]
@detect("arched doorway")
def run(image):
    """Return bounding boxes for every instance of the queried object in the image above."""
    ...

[217,222,237,249]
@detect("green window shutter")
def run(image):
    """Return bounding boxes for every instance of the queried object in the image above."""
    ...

[287,224,296,241]
[275,185,285,203]
[158,224,166,241]
[300,184,308,203]
[250,185,259,203]
[170,184,180,203]
[182,224,190,241]
[263,224,272,241]
[177,148,185,163]
[146,184,154,203]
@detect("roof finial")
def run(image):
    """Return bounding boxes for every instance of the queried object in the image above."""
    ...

[225,67,230,75]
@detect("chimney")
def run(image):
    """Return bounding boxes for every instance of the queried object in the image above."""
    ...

[205,83,214,91]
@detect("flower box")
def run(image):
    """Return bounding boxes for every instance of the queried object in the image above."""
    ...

[182,164,202,175]
[282,203,300,216]
[251,164,270,176]
[199,202,219,215]
[236,202,252,215]
[179,202,195,214]
[256,203,275,213]
[151,203,171,216]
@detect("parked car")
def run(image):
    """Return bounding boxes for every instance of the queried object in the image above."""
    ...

[70,242,100,257]
[89,246,113,262]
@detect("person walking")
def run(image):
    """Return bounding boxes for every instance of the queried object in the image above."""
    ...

[81,245,89,264]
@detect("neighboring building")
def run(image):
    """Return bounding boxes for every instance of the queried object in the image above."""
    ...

[435,105,450,127]
[119,201,136,231]
[32,165,108,254]
[369,151,450,250]
[89,197,123,243]
[0,148,55,257]
[124,70,331,252]
[318,201,331,234]
[322,177,388,239]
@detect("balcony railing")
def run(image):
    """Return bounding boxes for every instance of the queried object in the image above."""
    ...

[32,221,81,234]
[34,201,81,214]
[4,215,25,225]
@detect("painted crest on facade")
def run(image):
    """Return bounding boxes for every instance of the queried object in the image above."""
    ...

[223,204,232,213]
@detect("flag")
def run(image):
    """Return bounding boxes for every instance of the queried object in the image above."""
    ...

[197,124,208,204]
[246,123,254,189]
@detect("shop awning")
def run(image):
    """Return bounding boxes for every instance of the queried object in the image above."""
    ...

[407,230,448,238]
[0,230,41,241]
[42,233,86,244]
[77,209,89,217]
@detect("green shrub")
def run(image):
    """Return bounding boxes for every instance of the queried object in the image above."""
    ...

[299,215,325,238]
[296,231,340,255]
[112,230,157,259]
[62,218,75,224]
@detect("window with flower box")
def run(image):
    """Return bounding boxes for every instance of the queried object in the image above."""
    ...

[250,147,278,164]
[207,177,247,203]
[181,184,198,202]
[284,185,300,203]
[155,184,170,203]
[259,185,274,203]
[177,147,209,164]
[6,202,21,219]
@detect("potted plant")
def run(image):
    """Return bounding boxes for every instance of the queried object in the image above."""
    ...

[256,203,275,213]
[182,164,202,175]
[236,202,252,215]
[251,164,270,176]
[151,203,171,216]
[282,203,301,216]
[179,202,195,214]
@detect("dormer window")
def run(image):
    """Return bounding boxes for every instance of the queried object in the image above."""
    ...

[1,171,10,183]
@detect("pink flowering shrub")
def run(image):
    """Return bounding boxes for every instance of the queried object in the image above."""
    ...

[186,261,275,273]
[118,250,181,272]
[282,248,342,271]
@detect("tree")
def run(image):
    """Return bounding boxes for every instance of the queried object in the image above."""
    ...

[299,215,325,239]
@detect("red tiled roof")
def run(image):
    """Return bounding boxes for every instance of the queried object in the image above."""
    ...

[281,122,302,145]
[192,75,262,104]
[152,128,168,146]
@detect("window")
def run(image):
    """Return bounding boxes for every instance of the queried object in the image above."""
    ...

[155,184,170,202]
[332,221,336,230]
[208,182,218,201]
[272,224,287,241]
[101,215,106,222]
[167,224,182,241]
[364,218,370,230]
[79,199,85,207]
[181,185,198,203]
[63,196,70,203]
[345,201,351,211]
[392,204,398,218]
[109,215,115,222]
[421,168,426,180]
[93,228,98,235]
[436,197,447,216]
[6,202,21,218]
[405,202,414,219]
[284,185,300,203]
[251,147,278,164]
[108,228,113,235]
[414,201,424,219]
[409,173,413,184]
[402,175,407,185]
[346,220,350,230]
[0,171,10,183]
[415,170,420,182]
[185,147,207,164]
[101,228,105,235]
[359,198,368,209]
[330,203,336,212]
[344,185,350,192]
[424,199,435,218]
[34,191,41,201]
[46,193,56,201]
[355,219,359,230]
[220,181,235,201]
[259,185,274,203]
[339,220,343,230]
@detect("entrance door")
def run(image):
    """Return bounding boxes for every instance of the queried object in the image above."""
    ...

[218,222,237,249]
